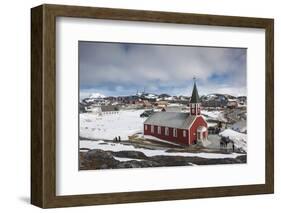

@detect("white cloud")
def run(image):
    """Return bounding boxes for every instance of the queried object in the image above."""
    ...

[79,42,246,96]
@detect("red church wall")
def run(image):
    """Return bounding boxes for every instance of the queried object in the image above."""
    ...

[143,124,189,145]
[189,116,208,144]
[176,129,189,145]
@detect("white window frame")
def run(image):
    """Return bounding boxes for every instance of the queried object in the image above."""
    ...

[165,127,169,136]
[173,128,177,137]
[151,125,154,133]
[145,124,147,131]
[157,126,161,134]
[183,130,186,137]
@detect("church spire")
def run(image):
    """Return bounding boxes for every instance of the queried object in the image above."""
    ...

[190,79,200,103]
[190,78,201,115]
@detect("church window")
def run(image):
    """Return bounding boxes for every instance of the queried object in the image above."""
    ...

[173,128,177,137]
[165,127,169,136]
[158,126,161,134]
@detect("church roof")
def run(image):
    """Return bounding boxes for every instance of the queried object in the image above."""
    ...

[190,82,200,103]
[144,112,196,129]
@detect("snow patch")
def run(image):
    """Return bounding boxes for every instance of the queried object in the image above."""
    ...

[207,122,217,127]
[201,110,227,122]
[80,140,244,159]
[219,129,247,151]
[113,156,144,162]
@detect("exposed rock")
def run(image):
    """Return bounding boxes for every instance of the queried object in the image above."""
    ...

[79,149,246,170]
[85,149,113,161]
[117,160,160,168]
[81,149,119,170]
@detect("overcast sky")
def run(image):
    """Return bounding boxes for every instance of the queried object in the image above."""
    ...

[79,41,246,98]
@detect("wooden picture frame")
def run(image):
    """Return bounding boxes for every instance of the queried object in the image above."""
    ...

[31,4,274,208]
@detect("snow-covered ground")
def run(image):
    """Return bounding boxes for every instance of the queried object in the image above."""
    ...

[80,109,146,140]
[219,129,247,151]
[80,140,243,159]
[201,110,227,122]
[80,108,246,160]
[80,109,225,141]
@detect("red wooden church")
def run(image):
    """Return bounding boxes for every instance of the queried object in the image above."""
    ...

[143,82,208,145]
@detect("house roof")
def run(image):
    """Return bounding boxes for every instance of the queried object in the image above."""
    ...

[144,112,196,129]
[163,106,185,112]
[190,82,200,103]
[101,105,119,112]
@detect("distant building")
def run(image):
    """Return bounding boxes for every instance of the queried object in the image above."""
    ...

[161,105,188,112]
[227,99,238,108]
[144,81,208,145]
[155,100,168,108]
[237,96,247,105]
[142,100,152,108]
[117,95,140,104]
[201,94,228,108]
[100,105,119,115]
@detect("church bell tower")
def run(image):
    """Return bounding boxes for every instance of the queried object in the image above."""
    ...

[190,79,201,115]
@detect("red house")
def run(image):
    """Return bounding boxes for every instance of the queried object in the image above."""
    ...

[143,82,208,145]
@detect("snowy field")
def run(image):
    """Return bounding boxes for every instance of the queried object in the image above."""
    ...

[80,109,224,141]
[80,109,246,165]
[80,109,246,155]
[80,109,146,140]
[80,140,243,159]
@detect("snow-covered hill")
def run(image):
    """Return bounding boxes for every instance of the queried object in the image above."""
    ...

[88,92,106,99]
[219,129,247,151]
[82,93,107,104]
